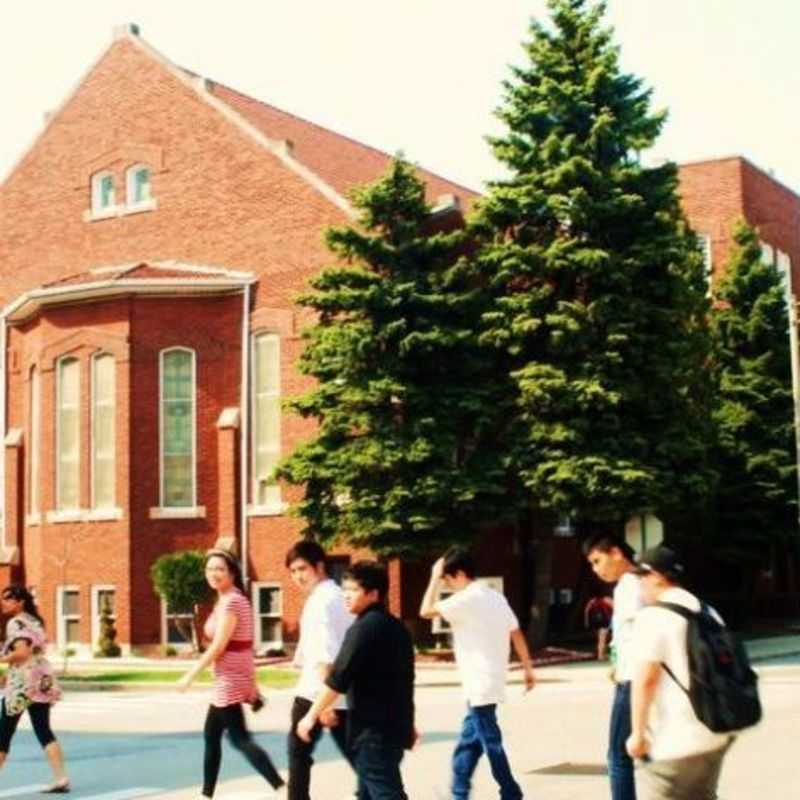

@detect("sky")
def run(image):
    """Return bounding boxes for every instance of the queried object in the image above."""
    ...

[1,1,799,195]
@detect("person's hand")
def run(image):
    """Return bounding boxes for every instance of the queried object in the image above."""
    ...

[176,673,192,693]
[523,666,536,693]
[297,712,316,743]
[626,732,650,759]
[430,557,445,580]
[319,708,338,728]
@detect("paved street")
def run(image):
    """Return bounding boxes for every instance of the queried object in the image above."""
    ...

[1,659,798,799]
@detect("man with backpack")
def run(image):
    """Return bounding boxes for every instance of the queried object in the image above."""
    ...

[626,545,759,799]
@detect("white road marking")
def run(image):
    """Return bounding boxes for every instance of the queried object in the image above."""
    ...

[0,785,47,798]
[74,789,163,800]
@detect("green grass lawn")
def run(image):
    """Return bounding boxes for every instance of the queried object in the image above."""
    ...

[58,667,298,689]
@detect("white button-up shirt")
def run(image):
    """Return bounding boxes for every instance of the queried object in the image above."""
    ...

[293,578,354,705]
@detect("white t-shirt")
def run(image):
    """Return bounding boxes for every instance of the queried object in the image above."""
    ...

[613,571,643,682]
[293,579,354,705]
[436,581,519,706]
[632,587,731,760]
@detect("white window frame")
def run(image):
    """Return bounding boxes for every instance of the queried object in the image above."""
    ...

[57,585,81,649]
[55,356,80,511]
[251,581,283,649]
[125,163,156,212]
[159,347,197,510]
[160,597,195,651]
[761,241,775,267]
[91,584,116,651]
[91,353,116,510]
[250,333,283,514]
[90,170,117,219]
[28,365,40,522]
[698,234,713,297]
[777,250,793,305]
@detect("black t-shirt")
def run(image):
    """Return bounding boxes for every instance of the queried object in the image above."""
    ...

[326,602,415,749]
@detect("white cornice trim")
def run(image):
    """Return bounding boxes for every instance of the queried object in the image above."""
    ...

[3,276,255,324]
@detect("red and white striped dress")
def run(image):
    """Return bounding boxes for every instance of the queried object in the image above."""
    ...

[204,589,256,708]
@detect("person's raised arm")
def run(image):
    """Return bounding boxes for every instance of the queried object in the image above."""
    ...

[419,557,445,619]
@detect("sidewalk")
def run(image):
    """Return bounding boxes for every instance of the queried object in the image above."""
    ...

[50,631,800,691]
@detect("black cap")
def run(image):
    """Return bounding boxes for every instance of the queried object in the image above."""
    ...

[633,546,686,579]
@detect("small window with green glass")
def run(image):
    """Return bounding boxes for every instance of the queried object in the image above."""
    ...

[91,171,116,215]
[126,164,152,206]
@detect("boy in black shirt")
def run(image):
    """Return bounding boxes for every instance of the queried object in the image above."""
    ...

[296,560,414,800]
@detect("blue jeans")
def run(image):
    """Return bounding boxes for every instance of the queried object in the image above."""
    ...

[353,731,408,800]
[452,704,522,800]
[608,682,636,800]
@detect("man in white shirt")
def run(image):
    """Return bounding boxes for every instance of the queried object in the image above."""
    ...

[286,541,355,800]
[584,533,642,800]
[420,547,535,800]
[627,546,733,800]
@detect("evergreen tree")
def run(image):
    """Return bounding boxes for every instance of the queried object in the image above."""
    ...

[473,0,713,523]
[278,158,508,555]
[711,221,797,559]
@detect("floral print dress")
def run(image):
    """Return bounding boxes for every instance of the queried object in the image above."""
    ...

[3,613,61,715]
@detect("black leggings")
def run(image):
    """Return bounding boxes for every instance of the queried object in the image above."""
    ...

[202,703,284,798]
[0,700,57,753]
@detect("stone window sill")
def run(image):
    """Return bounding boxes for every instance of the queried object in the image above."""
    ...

[25,512,42,527]
[248,503,287,518]
[45,508,124,524]
[83,198,158,222]
[149,505,206,520]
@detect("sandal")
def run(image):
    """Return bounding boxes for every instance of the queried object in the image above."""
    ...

[41,780,70,794]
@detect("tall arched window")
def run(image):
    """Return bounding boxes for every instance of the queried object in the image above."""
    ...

[56,357,80,510]
[29,366,40,516]
[92,353,116,509]
[160,348,196,508]
[252,333,281,508]
[91,171,116,216]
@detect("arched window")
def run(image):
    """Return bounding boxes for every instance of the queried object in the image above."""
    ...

[252,333,281,508]
[126,164,152,207]
[29,366,40,516]
[56,357,80,510]
[92,353,116,509]
[91,171,116,216]
[160,348,196,508]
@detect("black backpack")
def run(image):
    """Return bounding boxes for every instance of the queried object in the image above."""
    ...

[655,601,762,733]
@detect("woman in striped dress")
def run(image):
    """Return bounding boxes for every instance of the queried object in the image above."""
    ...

[178,549,285,798]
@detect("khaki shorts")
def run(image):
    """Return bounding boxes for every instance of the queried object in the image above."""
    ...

[639,741,732,800]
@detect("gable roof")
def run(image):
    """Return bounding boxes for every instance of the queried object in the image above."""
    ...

[1,25,479,222]
[208,82,480,211]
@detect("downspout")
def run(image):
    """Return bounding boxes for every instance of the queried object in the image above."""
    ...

[0,312,6,551]
[240,282,251,584]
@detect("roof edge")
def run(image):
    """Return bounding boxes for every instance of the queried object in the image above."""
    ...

[126,33,357,219]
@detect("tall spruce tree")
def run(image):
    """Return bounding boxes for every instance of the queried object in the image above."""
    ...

[473,0,714,523]
[711,221,797,559]
[278,158,508,555]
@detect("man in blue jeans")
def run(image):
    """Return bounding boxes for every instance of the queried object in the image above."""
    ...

[420,548,535,799]
[584,533,643,800]
[296,560,414,800]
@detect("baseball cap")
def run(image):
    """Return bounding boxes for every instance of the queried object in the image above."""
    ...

[633,545,686,578]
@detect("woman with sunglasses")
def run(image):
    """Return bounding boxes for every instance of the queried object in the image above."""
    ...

[0,585,69,793]
[178,548,285,798]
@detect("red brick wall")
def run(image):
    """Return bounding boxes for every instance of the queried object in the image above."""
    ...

[0,38,355,649]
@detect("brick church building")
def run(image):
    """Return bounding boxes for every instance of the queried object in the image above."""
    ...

[1,27,798,654]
